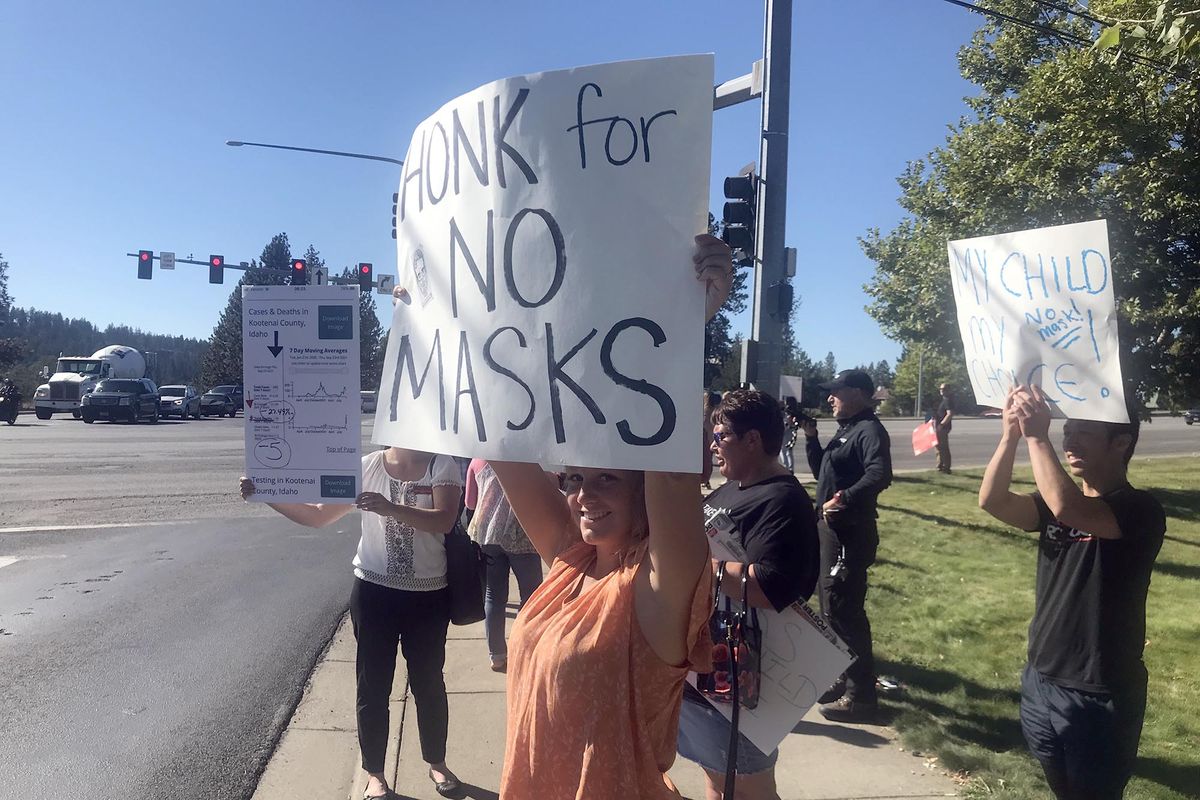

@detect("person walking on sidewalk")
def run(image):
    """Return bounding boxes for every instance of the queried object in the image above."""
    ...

[484,234,733,799]
[979,386,1164,799]
[803,369,893,723]
[676,388,819,800]
[464,458,545,674]
[240,447,465,800]
[935,383,956,473]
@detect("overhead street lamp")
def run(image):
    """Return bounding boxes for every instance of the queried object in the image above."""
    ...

[225,139,403,166]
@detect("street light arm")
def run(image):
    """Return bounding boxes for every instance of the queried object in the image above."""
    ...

[225,140,403,166]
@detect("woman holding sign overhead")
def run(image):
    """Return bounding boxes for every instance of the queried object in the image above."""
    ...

[482,234,733,798]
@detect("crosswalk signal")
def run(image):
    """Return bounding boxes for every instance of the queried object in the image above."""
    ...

[137,250,154,280]
[291,258,308,286]
[208,254,224,284]
[722,175,757,267]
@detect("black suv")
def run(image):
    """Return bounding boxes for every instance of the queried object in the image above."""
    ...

[209,384,244,416]
[81,378,160,424]
[1184,409,1200,426]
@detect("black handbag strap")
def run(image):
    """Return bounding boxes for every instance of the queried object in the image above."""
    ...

[723,566,750,797]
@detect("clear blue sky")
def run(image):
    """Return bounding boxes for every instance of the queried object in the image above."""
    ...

[0,0,981,372]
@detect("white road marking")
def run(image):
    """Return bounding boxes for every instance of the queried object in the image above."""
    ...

[0,521,181,535]
[0,556,19,569]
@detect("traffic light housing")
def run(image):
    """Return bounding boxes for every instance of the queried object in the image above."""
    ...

[722,175,757,267]
[291,258,308,286]
[391,192,398,240]
[208,254,224,284]
[137,250,153,280]
[358,262,374,291]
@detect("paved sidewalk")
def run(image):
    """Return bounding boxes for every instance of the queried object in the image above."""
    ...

[252,602,959,800]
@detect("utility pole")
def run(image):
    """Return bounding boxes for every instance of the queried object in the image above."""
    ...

[744,0,792,395]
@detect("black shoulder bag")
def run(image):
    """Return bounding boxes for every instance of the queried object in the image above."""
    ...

[443,522,486,625]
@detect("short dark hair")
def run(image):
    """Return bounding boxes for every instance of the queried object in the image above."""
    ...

[712,389,785,456]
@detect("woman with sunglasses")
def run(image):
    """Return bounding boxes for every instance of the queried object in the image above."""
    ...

[487,234,733,799]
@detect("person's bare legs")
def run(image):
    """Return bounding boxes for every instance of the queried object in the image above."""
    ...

[701,766,781,800]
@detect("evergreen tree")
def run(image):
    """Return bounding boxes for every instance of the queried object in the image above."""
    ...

[337,265,386,391]
[201,233,292,387]
[0,252,20,372]
[703,214,749,387]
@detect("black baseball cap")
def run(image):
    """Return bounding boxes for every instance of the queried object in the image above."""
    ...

[819,369,875,395]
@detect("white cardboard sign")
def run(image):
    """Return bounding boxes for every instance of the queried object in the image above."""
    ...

[242,285,362,504]
[693,503,853,755]
[947,220,1127,422]
[372,55,714,470]
[779,374,803,403]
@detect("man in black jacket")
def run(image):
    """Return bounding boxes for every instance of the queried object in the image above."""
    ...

[803,369,893,722]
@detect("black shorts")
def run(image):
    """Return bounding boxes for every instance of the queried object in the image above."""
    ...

[1019,665,1147,799]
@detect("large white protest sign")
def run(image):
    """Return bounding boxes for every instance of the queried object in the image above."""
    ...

[242,285,362,504]
[693,504,853,755]
[779,374,803,403]
[948,219,1127,422]
[372,55,714,470]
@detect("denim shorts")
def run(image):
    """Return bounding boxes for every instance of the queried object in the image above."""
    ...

[676,692,778,775]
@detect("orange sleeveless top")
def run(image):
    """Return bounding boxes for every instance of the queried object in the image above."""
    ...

[500,541,713,799]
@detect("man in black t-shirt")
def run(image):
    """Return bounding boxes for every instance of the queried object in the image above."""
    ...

[980,386,1165,799]
[676,389,819,800]
[935,384,955,473]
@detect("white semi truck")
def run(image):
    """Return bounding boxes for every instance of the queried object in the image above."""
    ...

[33,345,148,420]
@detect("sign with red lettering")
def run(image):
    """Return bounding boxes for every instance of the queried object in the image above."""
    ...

[373,55,714,469]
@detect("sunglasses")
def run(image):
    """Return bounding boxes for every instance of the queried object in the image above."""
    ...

[712,431,736,445]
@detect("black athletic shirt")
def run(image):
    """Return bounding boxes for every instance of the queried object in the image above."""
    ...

[936,396,954,429]
[1026,486,1166,692]
[701,474,819,611]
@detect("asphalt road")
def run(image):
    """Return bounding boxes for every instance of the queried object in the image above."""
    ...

[0,412,1196,799]
[0,414,363,800]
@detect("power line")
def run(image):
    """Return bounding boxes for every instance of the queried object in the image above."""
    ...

[1025,0,1106,29]
[937,0,1184,79]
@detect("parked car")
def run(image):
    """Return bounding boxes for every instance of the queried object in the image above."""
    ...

[80,378,160,424]
[159,384,201,419]
[1184,409,1200,425]
[200,391,235,418]
[361,390,377,414]
[209,384,243,416]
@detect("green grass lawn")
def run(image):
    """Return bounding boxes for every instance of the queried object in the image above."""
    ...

[871,457,1200,799]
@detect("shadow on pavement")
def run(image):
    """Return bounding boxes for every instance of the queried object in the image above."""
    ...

[790,719,891,748]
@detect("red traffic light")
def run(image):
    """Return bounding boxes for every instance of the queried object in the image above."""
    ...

[208,254,225,284]
[138,249,153,280]
[361,265,369,274]
[292,259,305,271]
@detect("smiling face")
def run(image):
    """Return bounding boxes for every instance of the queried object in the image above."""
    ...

[1061,419,1132,476]
[560,467,644,548]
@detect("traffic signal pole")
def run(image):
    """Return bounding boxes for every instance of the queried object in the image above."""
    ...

[744,0,792,396]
